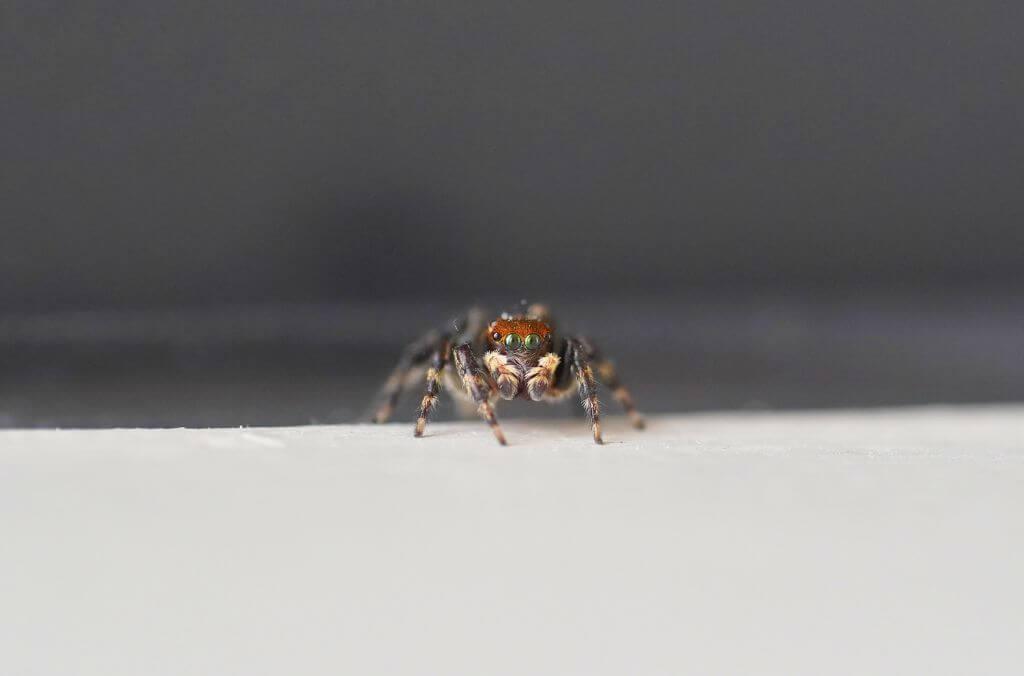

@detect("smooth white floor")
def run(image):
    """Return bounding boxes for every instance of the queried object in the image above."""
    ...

[2,406,1022,675]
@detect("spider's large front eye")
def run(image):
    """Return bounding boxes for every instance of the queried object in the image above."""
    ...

[504,333,523,350]
[524,333,542,350]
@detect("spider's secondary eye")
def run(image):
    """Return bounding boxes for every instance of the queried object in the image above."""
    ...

[492,331,501,341]
[524,333,542,350]
[504,333,523,350]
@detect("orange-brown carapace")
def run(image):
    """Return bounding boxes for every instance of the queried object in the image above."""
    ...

[487,318,553,352]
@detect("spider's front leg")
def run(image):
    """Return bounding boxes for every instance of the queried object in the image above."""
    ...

[453,343,507,445]
[568,338,603,444]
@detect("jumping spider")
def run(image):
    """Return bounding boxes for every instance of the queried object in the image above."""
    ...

[372,304,644,445]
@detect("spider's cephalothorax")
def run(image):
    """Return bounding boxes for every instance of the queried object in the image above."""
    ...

[371,304,644,445]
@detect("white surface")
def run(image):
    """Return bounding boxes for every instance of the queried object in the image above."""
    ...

[2,407,1023,675]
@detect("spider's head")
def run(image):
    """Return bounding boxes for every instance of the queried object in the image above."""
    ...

[487,317,553,356]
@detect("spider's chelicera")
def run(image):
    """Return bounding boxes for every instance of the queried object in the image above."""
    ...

[372,304,645,445]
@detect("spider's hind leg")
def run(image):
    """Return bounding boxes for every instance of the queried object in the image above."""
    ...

[371,331,441,423]
[595,359,646,429]
[567,337,646,431]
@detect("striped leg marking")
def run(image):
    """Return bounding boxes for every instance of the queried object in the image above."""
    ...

[372,332,440,423]
[570,340,603,444]
[414,341,449,437]
[597,360,646,429]
[454,344,507,445]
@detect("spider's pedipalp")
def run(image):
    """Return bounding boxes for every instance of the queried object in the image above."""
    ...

[484,350,520,400]
[525,352,560,401]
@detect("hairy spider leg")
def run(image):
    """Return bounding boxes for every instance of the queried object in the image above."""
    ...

[596,358,646,429]
[372,308,485,424]
[414,338,451,437]
[452,343,507,445]
[372,331,443,423]
[568,337,603,444]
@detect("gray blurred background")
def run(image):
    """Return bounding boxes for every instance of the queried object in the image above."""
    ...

[1,1,1022,427]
